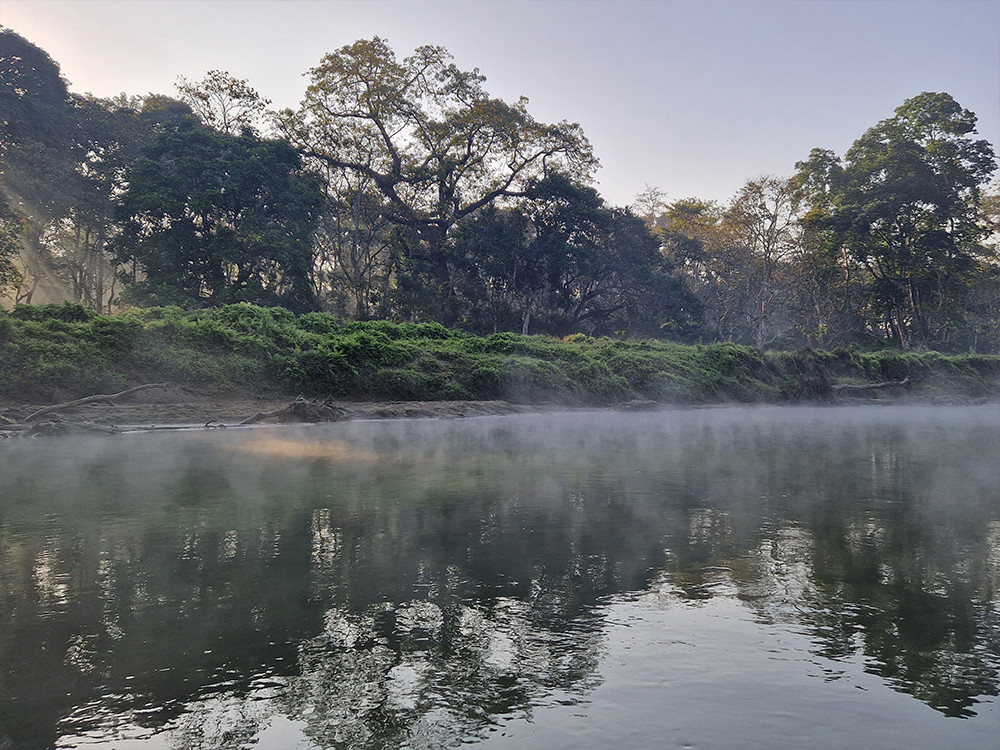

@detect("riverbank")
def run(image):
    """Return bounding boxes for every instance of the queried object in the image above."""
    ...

[3,304,1000,430]
[3,384,996,438]
[0,386,554,433]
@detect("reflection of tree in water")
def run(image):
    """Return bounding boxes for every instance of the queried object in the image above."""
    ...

[1,408,999,748]
[668,426,1000,719]
[279,593,605,748]
[800,507,1000,718]
[276,469,654,748]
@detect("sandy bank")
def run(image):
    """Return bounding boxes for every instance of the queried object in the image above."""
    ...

[0,385,555,433]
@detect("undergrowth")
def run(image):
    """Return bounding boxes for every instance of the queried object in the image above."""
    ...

[2,303,999,403]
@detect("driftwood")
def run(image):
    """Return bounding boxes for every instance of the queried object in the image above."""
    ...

[831,377,913,395]
[240,396,347,425]
[0,383,169,438]
[785,374,915,402]
[23,383,169,422]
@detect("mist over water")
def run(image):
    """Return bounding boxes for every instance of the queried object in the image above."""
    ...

[1,405,998,749]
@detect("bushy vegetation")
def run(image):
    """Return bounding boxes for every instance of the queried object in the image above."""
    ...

[4,31,998,353]
[2,303,999,404]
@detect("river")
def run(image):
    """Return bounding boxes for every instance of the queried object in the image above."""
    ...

[1,405,998,749]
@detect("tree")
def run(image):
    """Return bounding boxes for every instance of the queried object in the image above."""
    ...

[450,204,544,334]
[723,176,802,347]
[280,37,596,322]
[632,184,668,228]
[0,28,70,159]
[1,32,185,311]
[176,70,271,136]
[796,92,997,348]
[311,174,396,320]
[37,94,159,312]
[655,198,748,342]
[0,29,78,304]
[0,195,24,295]
[115,119,324,311]
[451,175,701,339]
[958,180,1000,352]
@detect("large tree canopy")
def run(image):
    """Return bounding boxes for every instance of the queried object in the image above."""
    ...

[115,119,324,311]
[450,175,702,339]
[796,92,996,347]
[1,29,85,304]
[281,38,596,235]
[279,38,597,320]
[0,28,70,158]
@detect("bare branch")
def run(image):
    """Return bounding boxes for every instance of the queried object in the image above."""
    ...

[24,383,169,422]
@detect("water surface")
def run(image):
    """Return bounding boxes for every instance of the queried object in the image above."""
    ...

[1,405,998,749]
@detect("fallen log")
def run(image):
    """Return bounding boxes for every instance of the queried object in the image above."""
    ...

[240,397,347,425]
[23,383,169,422]
[831,377,913,395]
[785,374,916,402]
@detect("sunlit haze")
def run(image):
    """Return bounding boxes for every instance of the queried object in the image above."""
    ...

[1,0,997,207]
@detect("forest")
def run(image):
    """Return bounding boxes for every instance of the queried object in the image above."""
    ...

[1,28,998,352]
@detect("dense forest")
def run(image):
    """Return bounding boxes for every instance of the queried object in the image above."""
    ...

[1,29,998,352]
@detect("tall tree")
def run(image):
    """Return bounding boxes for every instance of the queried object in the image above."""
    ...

[451,176,701,339]
[0,29,70,159]
[656,198,749,342]
[632,184,668,228]
[312,177,397,320]
[796,92,996,348]
[1,32,186,310]
[0,28,78,303]
[41,94,160,311]
[0,195,24,295]
[723,176,802,347]
[175,70,271,136]
[450,204,547,334]
[279,37,596,322]
[115,119,324,311]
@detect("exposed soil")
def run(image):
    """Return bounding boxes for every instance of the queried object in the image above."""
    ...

[0,384,552,432]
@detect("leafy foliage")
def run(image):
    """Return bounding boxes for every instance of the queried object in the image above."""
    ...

[115,120,324,311]
[1,304,997,404]
[3,31,1000,354]
[795,93,997,349]
[0,196,24,293]
[449,175,702,339]
[279,37,597,323]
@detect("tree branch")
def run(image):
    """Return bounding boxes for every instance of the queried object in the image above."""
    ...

[24,383,169,422]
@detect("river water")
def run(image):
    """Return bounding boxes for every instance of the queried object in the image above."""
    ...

[1,405,998,749]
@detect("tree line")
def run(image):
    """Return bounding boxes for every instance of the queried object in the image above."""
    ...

[1,29,997,350]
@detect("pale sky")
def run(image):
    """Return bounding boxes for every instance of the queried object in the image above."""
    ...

[2,0,998,208]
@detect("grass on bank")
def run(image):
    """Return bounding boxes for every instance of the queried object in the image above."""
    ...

[1,302,999,404]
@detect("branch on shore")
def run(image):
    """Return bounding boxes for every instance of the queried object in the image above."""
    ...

[831,377,913,394]
[785,374,915,402]
[239,396,347,425]
[23,383,169,422]
[0,384,170,438]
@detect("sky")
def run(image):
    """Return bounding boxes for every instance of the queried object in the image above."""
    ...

[1,0,998,208]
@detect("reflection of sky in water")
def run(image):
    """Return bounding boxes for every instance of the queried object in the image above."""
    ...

[2,405,999,749]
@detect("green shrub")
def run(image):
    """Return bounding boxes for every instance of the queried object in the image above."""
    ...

[2,302,998,403]
[276,347,355,394]
[10,302,95,323]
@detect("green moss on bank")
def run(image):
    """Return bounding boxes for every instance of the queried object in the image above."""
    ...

[1,303,999,404]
